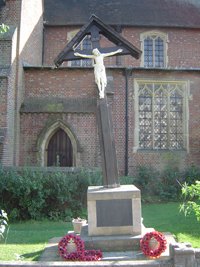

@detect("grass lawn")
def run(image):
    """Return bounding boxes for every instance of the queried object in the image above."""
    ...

[142,202,200,248]
[0,221,72,261]
[0,202,199,261]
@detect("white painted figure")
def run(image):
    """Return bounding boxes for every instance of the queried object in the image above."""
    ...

[74,48,123,98]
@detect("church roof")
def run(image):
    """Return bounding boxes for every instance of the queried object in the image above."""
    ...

[44,0,200,28]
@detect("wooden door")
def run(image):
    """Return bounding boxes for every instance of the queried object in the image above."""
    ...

[47,129,73,167]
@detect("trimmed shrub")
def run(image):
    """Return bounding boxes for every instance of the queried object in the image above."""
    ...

[120,165,200,203]
[0,166,102,221]
[1,164,199,221]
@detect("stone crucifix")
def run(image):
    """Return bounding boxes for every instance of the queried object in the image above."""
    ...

[74,48,123,99]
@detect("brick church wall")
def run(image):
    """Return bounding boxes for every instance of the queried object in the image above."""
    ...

[1,0,200,174]
[0,0,44,165]
[19,0,43,65]
[123,27,200,68]
[128,70,200,174]
[20,68,126,172]
[0,0,21,26]
[0,25,18,165]
[21,68,98,167]
[0,77,7,128]
[20,21,200,174]
[44,26,200,68]
[0,39,12,67]
[14,0,43,165]
[20,112,99,167]
[21,67,200,174]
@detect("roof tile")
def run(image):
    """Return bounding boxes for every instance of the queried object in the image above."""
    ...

[44,0,200,28]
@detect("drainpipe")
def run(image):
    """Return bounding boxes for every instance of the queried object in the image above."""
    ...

[124,68,132,176]
[42,25,45,65]
[41,0,45,65]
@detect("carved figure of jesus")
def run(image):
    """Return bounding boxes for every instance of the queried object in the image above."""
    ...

[74,48,123,98]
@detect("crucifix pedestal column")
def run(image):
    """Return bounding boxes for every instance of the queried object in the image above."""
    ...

[96,98,120,188]
[87,97,142,237]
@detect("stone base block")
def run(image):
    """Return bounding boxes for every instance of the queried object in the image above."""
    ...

[81,225,149,251]
[80,225,175,254]
[87,185,142,236]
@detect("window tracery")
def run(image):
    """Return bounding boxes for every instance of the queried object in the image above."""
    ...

[135,81,189,150]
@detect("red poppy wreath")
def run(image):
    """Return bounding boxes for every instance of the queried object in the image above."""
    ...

[58,234,102,261]
[140,231,167,259]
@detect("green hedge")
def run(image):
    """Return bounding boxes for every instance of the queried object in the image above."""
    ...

[1,164,199,221]
[120,165,200,203]
[0,167,102,221]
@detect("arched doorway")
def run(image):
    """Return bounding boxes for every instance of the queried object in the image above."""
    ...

[47,128,73,167]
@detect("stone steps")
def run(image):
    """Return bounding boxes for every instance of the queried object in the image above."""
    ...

[36,234,174,266]
[0,260,173,267]
[0,235,198,267]
[80,226,174,252]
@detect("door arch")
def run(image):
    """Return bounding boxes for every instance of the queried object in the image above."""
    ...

[37,120,80,167]
[47,128,73,167]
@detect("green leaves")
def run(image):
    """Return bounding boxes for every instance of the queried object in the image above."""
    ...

[0,24,9,34]
[0,166,102,221]
[180,181,200,221]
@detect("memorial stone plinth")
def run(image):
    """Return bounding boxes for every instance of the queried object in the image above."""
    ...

[87,184,142,236]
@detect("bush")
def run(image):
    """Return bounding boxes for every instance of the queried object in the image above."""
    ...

[158,167,181,200]
[120,165,200,203]
[1,164,199,221]
[0,166,102,221]
[133,166,160,196]
[180,180,200,221]
[181,165,200,185]
[123,166,180,202]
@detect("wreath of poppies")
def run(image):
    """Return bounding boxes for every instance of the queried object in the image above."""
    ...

[58,234,102,261]
[140,231,167,259]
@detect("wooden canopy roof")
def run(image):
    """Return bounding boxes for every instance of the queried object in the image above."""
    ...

[54,15,141,67]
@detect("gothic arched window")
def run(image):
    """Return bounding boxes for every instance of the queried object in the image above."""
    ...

[140,31,168,68]
[134,80,189,150]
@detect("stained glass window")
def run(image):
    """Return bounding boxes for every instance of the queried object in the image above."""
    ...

[137,82,186,150]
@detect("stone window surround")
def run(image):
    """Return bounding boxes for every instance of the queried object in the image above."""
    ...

[140,31,169,68]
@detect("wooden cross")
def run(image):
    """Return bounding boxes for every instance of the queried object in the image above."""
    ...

[54,15,141,188]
